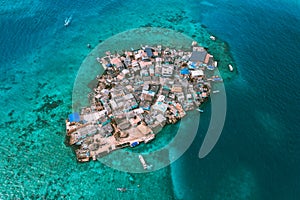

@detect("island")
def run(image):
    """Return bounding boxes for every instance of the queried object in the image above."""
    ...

[66,41,225,162]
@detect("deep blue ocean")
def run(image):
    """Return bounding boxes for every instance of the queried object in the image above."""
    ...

[0,0,299,199]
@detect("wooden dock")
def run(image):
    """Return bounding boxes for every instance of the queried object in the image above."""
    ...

[138,155,148,170]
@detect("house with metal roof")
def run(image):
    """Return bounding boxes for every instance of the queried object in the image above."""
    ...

[144,47,153,58]
[162,64,174,77]
[189,51,207,63]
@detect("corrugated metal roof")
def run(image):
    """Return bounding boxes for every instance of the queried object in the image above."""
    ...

[190,51,207,62]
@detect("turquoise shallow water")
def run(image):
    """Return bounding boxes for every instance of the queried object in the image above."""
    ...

[172,0,300,199]
[1,0,300,199]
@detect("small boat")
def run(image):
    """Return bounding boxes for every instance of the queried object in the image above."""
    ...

[64,15,72,27]
[207,65,215,71]
[214,61,218,67]
[212,77,223,82]
[96,57,102,63]
[210,35,216,41]
[212,90,220,94]
[228,64,234,72]
[196,108,204,113]
[117,188,127,192]
[192,41,198,46]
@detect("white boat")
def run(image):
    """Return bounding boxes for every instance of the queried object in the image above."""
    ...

[64,15,72,27]
[228,64,234,72]
[212,90,220,94]
[192,41,198,46]
[196,108,204,113]
[210,35,216,40]
[96,57,101,63]
[117,188,127,192]
[214,61,218,67]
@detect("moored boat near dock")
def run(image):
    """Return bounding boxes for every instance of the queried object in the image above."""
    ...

[214,61,218,67]
[206,65,215,71]
[211,76,223,82]
[196,108,204,113]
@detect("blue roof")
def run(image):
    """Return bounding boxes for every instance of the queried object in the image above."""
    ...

[180,68,190,75]
[188,63,196,69]
[145,47,153,57]
[130,141,139,147]
[142,106,151,111]
[207,65,214,70]
[68,112,80,122]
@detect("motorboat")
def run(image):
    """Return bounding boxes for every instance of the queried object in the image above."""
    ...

[96,57,101,63]
[228,64,234,72]
[212,76,223,82]
[117,188,127,192]
[207,65,215,71]
[210,35,216,40]
[214,61,218,67]
[196,108,204,113]
[64,15,72,27]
